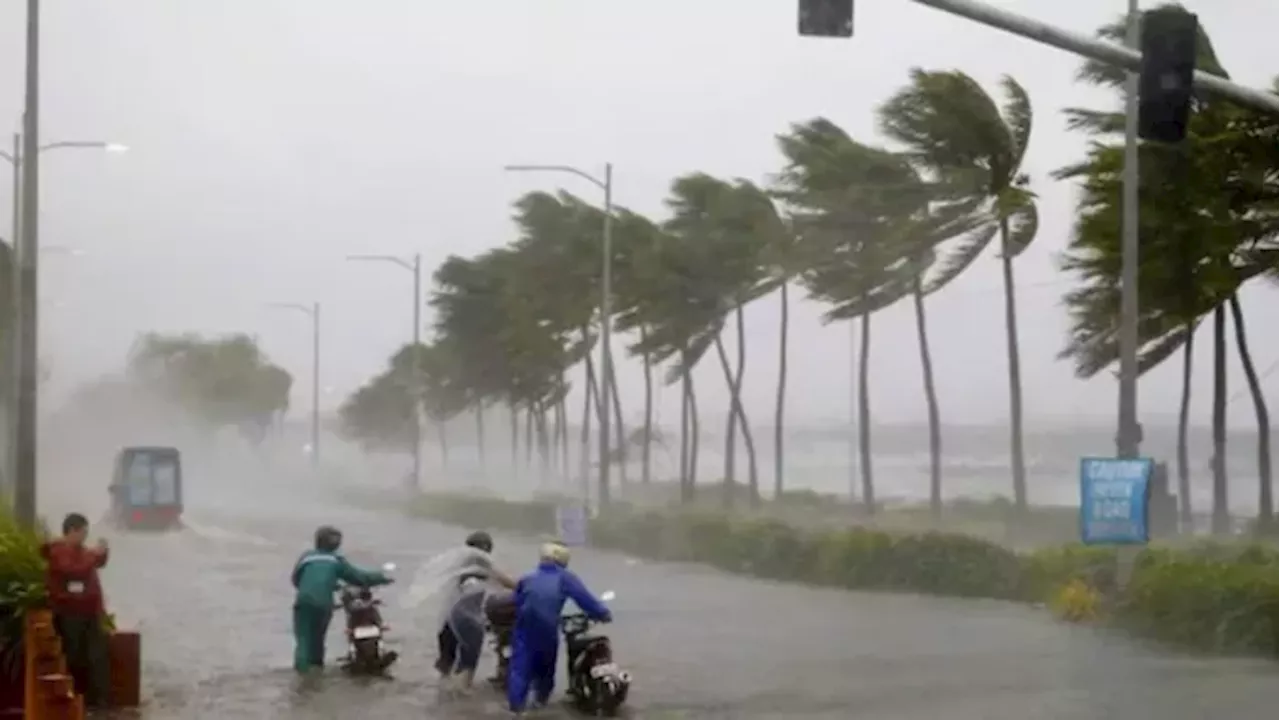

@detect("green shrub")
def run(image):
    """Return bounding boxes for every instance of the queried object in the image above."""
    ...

[1119,547,1277,656]
[0,502,49,681]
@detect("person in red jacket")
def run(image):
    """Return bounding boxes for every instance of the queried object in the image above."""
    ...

[41,512,111,709]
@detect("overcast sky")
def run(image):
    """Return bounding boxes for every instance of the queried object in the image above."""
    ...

[0,0,1275,431]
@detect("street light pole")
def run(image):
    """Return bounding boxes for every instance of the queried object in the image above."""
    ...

[15,0,42,528]
[346,253,424,490]
[1117,0,1141,459]
[268,302,321,469]
[502,162,615,507]
[1,129,126,514]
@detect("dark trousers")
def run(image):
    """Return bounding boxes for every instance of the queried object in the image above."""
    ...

[54,614,110,708]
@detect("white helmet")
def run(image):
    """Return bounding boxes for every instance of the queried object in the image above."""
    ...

[540,541,571,567]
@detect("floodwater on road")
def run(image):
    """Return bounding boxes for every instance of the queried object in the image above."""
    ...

[95,482,1276,720]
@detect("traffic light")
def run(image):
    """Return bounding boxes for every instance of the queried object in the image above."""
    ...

[1137,7,1199,144]
[798,0,853,38]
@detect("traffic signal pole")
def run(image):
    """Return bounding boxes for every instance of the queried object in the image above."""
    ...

[910,0,1279,115]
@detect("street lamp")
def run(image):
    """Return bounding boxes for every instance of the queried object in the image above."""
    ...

[503,162,615,507]
[1,125,126,524]
[1,137,127,259]
[267,301,322,469]
[346,253,423,490]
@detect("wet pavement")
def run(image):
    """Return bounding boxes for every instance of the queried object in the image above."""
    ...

[94,477,1276,720]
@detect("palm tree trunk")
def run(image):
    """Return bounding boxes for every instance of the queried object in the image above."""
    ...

[857,311,875,515]
[640,328,654,485]
[474,402,486,471]
[1176,324,1195,530]
[1228,294,1274,535]
[689,369,701,495]
[580,346,600,497]
[774,282,789,499]
[714,334,738,509]
[679,350,692,503]
[998,226,1028,512]
[550,398,562,476]
[524,405,535,474]
[508,402,519,483]
[912,278,943,521]
[436,419,449,470]
[607,357,629,487]
[733,305,759,507]
[557,396,571,487]
[536,403,551,487]
[1210,305,1229,535]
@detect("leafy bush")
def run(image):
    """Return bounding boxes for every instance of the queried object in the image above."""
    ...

[1120,546,1277,656]
[0,503,48,680]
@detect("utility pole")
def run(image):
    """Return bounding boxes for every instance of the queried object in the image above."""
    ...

[1116,0,1141,459]
[267,302,322,469]
[15,0,41,528]
[310,301,321,468]
[410,253,422,491]
[346,253,424,490]
[502,162,616,507]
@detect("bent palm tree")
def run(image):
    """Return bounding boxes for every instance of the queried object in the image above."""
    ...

[880,70,1040,513]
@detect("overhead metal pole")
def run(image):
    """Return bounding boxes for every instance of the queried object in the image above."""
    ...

[1116,0,1141,459]
[910,0,1279,114]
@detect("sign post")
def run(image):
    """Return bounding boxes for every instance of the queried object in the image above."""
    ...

[555,503,588,547]
[1079,457,1153,587]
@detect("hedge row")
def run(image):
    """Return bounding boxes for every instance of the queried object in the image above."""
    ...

[409,493,1277,658]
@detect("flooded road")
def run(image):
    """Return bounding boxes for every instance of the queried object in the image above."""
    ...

[96,479,1276,720]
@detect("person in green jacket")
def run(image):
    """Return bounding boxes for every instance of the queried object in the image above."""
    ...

[291,525,393,674]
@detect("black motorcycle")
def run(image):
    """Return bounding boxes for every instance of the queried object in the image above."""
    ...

[483,591,517,689]
[561,592,630,717]
[485,590,631,716]
[336,563,399,675]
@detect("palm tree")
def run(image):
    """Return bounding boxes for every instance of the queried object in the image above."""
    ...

[774,117,989,518]
[1056,10,1277,534]
[775,124,922,513]
[762,225,802,499]
[879,70,1040,514]
[663,173,773,507]
[630,215,724,502]
[611,207,670,486]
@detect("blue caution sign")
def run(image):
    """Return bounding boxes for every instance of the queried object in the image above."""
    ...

[555,504,588,547]
[1079,457,1153,545]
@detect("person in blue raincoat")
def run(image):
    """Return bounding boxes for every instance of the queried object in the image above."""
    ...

[291,525,393,673]
[507,541,612,715]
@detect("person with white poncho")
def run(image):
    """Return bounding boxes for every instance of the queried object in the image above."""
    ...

[434,530,517,692]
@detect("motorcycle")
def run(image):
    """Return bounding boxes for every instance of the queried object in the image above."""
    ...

[483,591,517,690]
[562,591,630,717]
[336,562,400,675]
[486,590,630,716]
